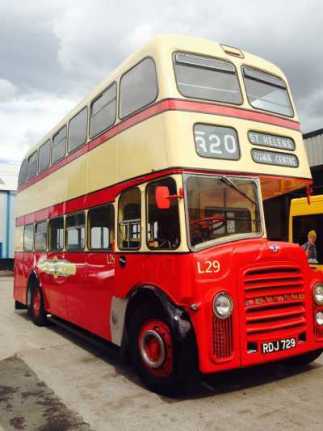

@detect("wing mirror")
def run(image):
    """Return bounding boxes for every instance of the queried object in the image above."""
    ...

[155,186,183,209]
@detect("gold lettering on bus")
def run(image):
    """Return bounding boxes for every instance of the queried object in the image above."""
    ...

[197,260,221,274]
[37,257,77,278]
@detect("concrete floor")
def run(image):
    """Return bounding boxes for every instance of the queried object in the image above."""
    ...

[1,275,323,431]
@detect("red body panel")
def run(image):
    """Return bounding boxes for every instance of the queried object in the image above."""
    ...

[14,237,323,374]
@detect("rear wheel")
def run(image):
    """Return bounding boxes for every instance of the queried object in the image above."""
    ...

[129,304,194,396]
[29,284,48,327]
[284,350,322,367]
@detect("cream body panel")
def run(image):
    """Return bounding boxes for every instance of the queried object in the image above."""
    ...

[17,109,310,219]
[116,115,168,183]
[164,111,310,179]
[24,34,299,161]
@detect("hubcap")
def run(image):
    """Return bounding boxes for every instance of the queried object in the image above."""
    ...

[138,319,173,378]
[139,329,166,368]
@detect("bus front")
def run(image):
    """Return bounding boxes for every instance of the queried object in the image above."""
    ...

[158,40,323,377]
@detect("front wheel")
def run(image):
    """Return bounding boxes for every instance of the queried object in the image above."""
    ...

[283,350,322,367]
[129,305,195,396]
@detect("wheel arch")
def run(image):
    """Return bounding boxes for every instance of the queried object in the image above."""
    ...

[26,270,42,306]
[120,285,198,368]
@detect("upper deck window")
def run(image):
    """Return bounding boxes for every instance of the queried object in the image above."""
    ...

[119,58,158,119]
[52,126,67,164]
[242,66,294,117]
[68,107,88,152]
[18,159,28,187]
[90,83,117,138]
[174,52,242,104]
[27,152,38,180]
[39,140,51,173]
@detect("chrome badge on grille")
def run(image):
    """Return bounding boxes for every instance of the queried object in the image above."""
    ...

[245,292,305,308]
[269,244,280,253]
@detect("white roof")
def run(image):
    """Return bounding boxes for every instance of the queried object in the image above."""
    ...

[0,161,18,191]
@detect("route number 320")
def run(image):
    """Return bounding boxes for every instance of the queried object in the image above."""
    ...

[194,124,240,160]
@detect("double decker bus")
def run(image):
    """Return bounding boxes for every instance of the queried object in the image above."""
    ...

[14,35,323,394]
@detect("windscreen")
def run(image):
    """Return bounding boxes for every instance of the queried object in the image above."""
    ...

[174,52,242,104]
[243,66,294,117]
[186,175,262,248]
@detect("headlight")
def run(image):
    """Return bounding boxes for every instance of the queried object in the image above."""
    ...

[313,284,323,305]
[213,292,233,319]
[315,311,323,326]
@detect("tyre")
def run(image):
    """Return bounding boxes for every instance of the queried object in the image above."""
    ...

[129,304,196,396]
[29,283,48,327]
[284,350,322,367]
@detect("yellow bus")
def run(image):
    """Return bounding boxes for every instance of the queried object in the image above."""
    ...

[14,35,323,395]
[289,195,323,271]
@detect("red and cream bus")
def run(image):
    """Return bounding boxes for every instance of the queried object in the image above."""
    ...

[14,35,323,394]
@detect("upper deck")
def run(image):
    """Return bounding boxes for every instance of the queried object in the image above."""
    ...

[16,35,311,218]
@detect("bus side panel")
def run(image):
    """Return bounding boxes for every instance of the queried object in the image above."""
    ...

[114,253,195,306]
[13,252,27,304]
[13,252,34,305]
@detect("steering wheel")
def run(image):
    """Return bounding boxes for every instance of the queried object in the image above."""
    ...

[191,215,225,231]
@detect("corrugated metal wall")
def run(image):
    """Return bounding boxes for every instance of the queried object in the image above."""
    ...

[304,131,323,167]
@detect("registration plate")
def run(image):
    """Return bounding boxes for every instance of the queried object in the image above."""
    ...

[262,337,297,354]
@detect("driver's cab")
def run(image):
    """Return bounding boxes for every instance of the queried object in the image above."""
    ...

[116,172,265,255]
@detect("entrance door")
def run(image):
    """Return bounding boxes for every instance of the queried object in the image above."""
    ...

[114,187,143,298]
[85,204,116,338]
[43,216,69,319]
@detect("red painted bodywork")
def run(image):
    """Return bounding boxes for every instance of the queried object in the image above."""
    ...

[14,228,323,375]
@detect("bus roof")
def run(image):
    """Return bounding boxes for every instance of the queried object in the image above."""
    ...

[24,34,292,159]
[291,194,323,215]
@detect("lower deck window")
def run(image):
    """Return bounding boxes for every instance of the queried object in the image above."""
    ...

[23,224,34,251]
[66,213,85,251]
[88,205,114,250]
[49,217,64,251]
[34,221,48,251]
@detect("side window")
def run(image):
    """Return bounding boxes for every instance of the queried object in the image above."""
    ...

[119,58,158,119]
[23,224,34,251]
[39,140,51,172]
[118,188,141,250]
[66,212,85,251]
[52,126,67,164]
[15,226,24,252]
[34,221,48,251]
[147,178,180,250]
[88,205,114,250]
[18,159,28,186]
[68,107,88,152]
[49,217,64,251]
[27,151,38,180]
[90,83,117,138]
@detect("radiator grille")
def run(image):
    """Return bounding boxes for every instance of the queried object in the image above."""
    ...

[244,266,306,337]
[213,316,233,359]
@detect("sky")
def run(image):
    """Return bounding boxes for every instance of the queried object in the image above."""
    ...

[0,0,323,168]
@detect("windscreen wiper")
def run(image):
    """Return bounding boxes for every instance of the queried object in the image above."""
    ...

[220,176,257,206]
